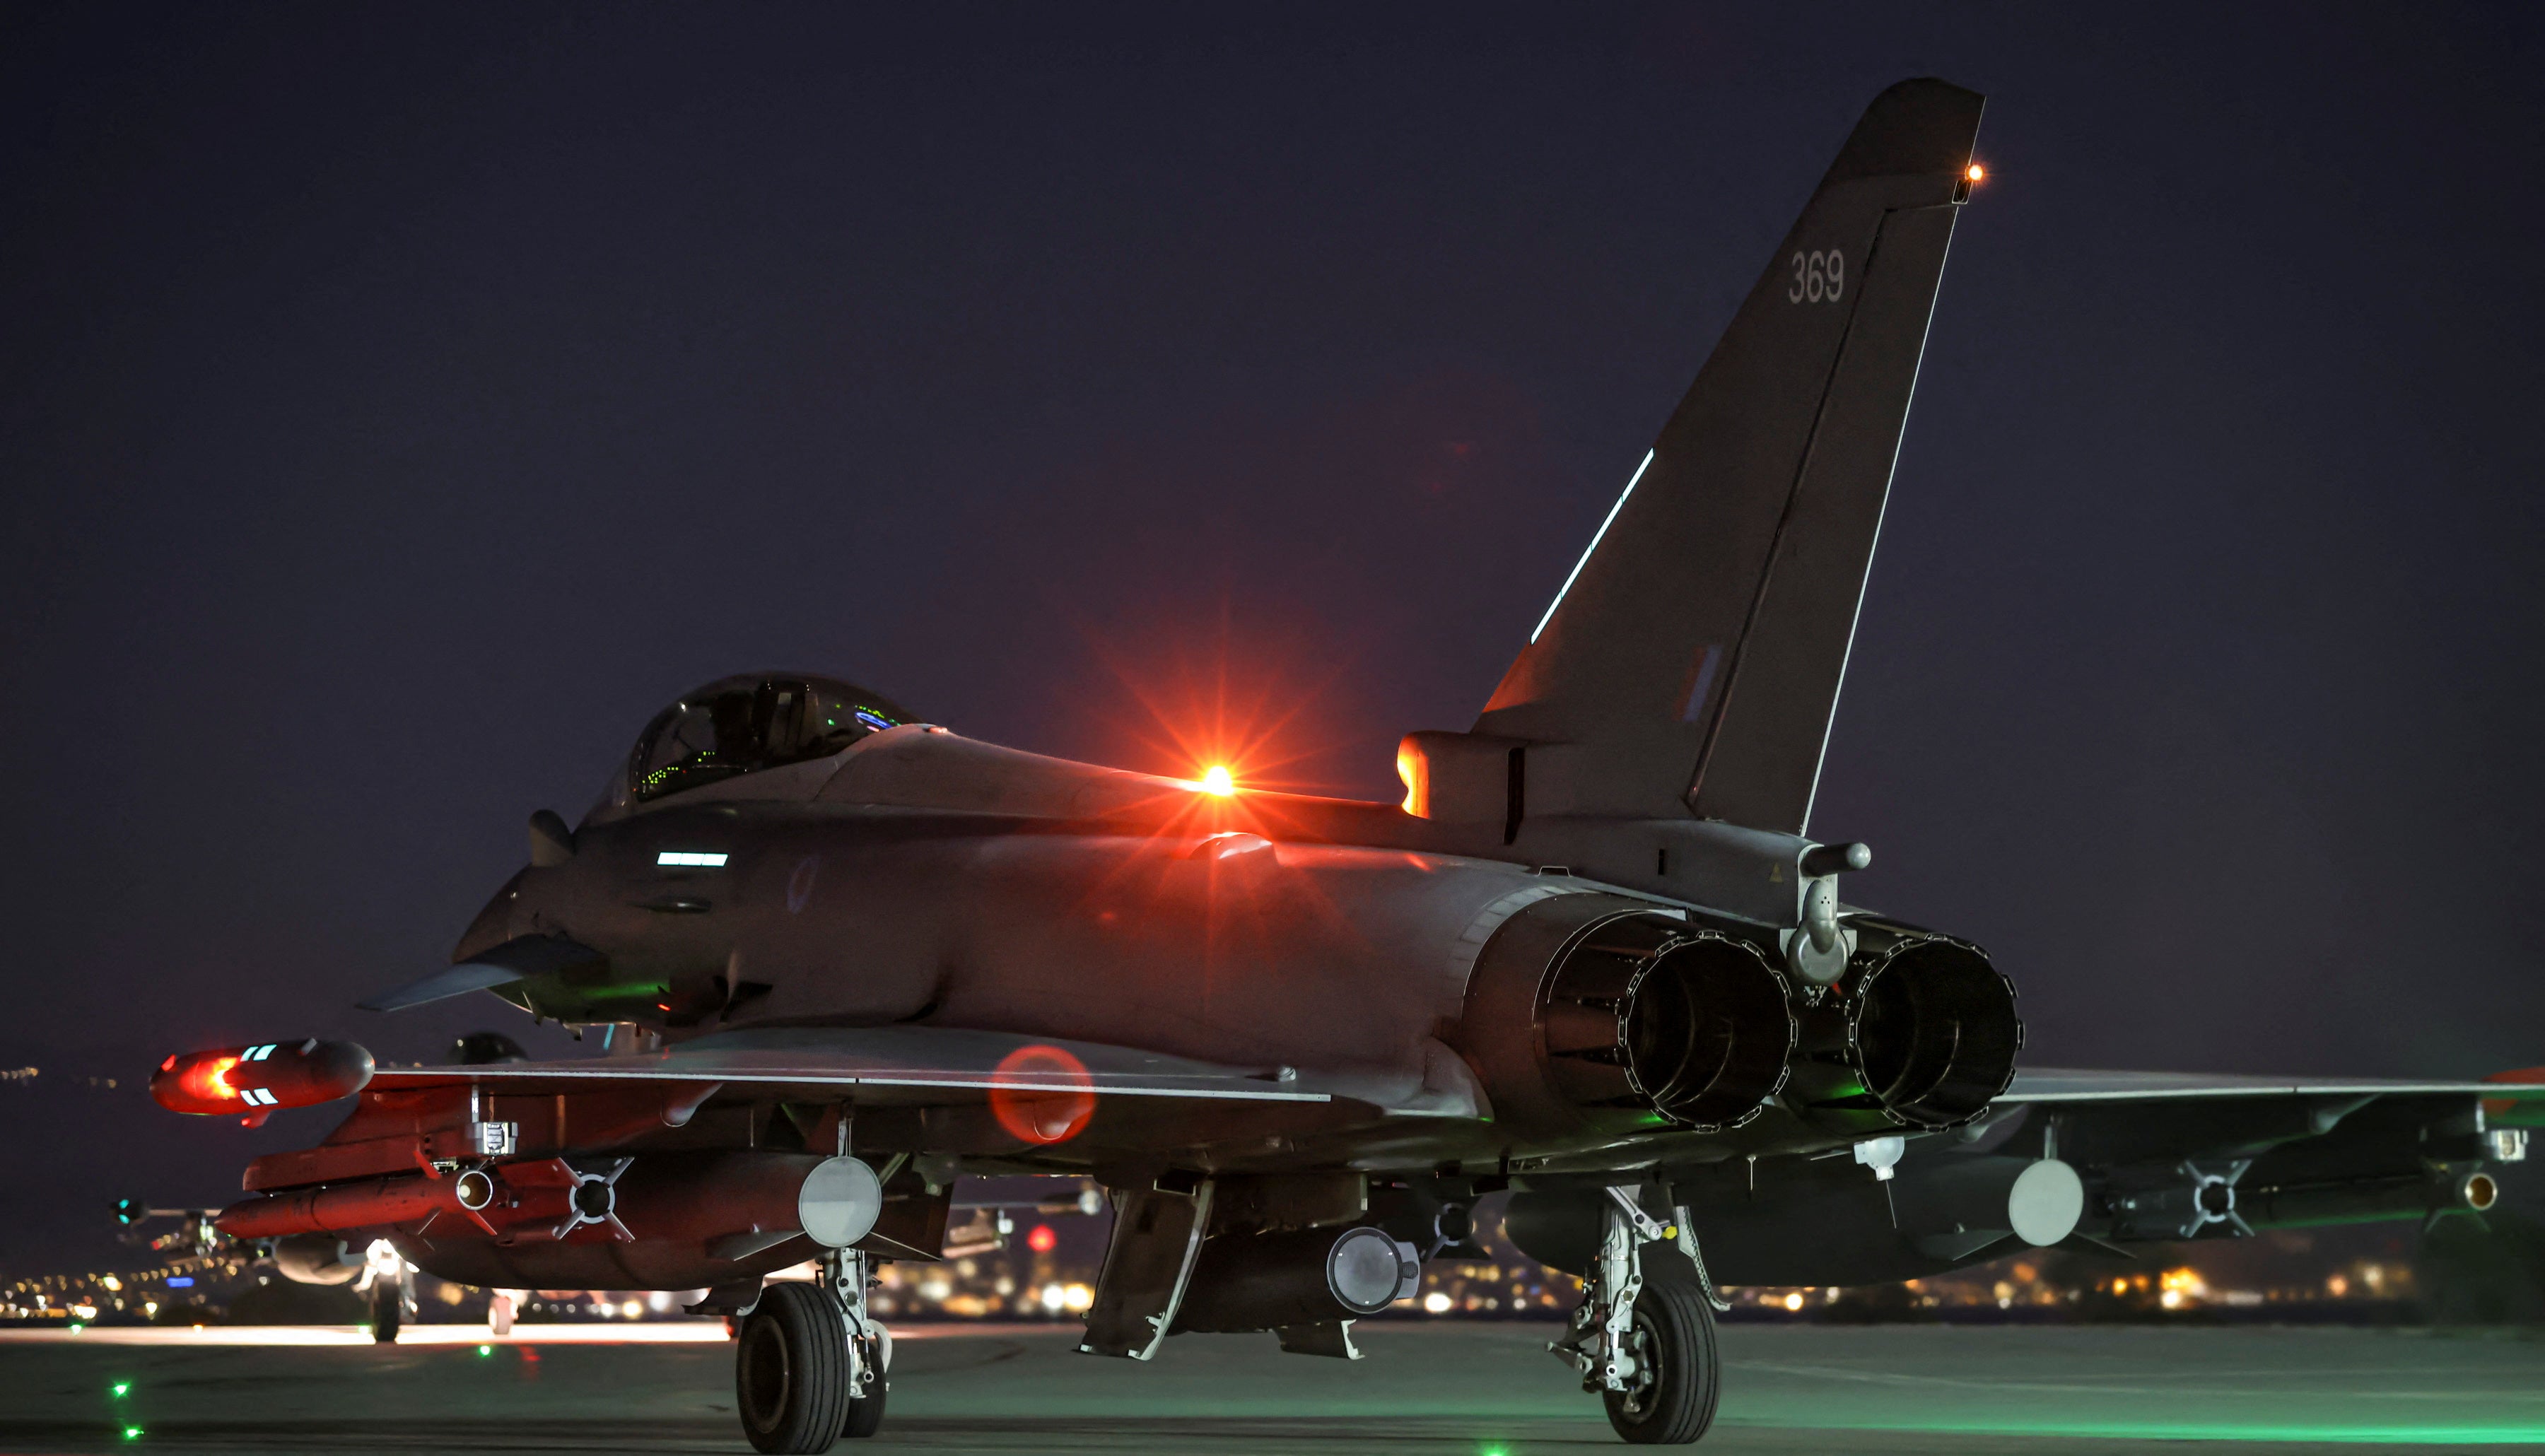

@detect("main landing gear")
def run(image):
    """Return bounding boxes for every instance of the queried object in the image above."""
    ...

[356,1238,414,1345]
[735,1250,889,1453]
[368,1279,403,1344]
[1551,1188,1724,1445]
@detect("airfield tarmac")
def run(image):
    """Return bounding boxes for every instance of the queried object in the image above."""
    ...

[3,1321,2542,1454]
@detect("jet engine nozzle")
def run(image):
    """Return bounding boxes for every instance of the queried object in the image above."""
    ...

[151,1039,374,1123]
[1548,927,1796,1130]
[1171,1225,1420,1333]
[1453,895,1796,1139]
[1787,932,2020,1134]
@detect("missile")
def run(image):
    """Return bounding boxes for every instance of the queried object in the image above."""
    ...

[151,1040,374,1126]
[216,1152,882,1255]
[2193,1168,2496,1234]
[217,1168,486,1240]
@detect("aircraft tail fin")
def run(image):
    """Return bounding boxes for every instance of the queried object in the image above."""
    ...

[1477,79,1984,834]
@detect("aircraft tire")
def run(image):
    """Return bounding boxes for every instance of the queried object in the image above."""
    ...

[370,1286,402,1345]
[735,1282,852,1454]
[839,1381,886,1440]
[839,1326,889,1438]
[1601,1257,1719,1445]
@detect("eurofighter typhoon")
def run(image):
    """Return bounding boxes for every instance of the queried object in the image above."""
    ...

[150,79,2543,1448]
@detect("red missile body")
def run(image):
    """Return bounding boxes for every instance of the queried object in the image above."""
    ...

[214,1152,880,1274]
[216,1170,484,1240]
[216,1158,597,1242]
[151,1040,374,1126]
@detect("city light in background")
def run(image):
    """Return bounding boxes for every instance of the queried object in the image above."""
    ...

[16,1184,2521,1332]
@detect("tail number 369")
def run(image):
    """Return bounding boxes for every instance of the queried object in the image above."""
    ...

[1788,249,1844,304]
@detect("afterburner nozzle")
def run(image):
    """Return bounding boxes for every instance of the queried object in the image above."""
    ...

[1786,933,2022,1134]
[1542,922,1797,1132]
[1452,896,1800,1139]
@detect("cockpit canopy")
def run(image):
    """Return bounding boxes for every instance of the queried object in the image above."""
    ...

[628,674,919,802]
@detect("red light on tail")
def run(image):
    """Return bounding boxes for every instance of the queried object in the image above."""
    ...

[988,1044,1097,1146]
[151,1040,375,1122]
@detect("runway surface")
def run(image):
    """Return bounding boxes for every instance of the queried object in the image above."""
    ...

[4,1321,2543,1453]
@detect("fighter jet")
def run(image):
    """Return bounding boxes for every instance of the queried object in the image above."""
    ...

[151,78,2541,1450]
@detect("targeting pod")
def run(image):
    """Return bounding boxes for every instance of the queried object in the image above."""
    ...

[151,1039,375,1126]
[1172,1225,1421,1333]
[269,1233,365,1286]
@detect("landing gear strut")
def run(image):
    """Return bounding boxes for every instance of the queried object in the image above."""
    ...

[733,1250,889,1454]
[1551,1188,1724,1445]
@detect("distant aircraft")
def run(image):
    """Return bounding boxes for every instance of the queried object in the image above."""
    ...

[151,78,2539,1450]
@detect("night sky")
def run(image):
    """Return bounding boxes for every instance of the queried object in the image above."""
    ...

[5,4,2541,1274]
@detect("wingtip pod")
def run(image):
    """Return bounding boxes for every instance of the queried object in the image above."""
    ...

[150,1039,373,1122]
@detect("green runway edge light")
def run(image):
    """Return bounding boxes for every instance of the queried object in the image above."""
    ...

[478,1344,493,1356]
[122,1426,144,1440]
[111,1382,131,1398]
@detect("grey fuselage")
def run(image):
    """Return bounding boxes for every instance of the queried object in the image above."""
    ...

[457,723,1897,1180]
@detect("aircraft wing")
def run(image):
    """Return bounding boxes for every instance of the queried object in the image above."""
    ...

[2003,1067,2545,1109]
[363,1024,1329,1107]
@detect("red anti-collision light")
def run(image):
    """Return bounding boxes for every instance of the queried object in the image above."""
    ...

[987,1045,1097,1146]
[151,1040,374,1120]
